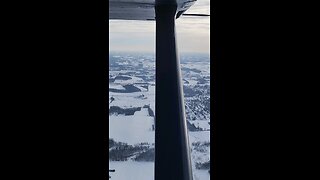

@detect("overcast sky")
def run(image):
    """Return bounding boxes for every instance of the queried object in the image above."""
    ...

[109,0,210,54]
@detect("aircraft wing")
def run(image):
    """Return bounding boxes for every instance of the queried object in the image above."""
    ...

[109,0,197,20]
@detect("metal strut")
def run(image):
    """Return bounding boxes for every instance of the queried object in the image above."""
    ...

[155,3,193,180]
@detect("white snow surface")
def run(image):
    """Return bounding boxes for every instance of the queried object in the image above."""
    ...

[193,169,210,180]
[109,108,155,145]
[109,161,209,180]
[188,131,210,143]
[109,83,125,90]
[109,85,155,113]
[189,120,210,130]
[109,161,154,180]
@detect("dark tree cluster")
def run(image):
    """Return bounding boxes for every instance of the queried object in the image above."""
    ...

[134,148,155,162]
[192,141,210,153]
[109,84,141,93]
[109,139,153,161]
[187,121,203,131]
[143,104,155,117]
[196,161,210,170]
[109,106,141,116]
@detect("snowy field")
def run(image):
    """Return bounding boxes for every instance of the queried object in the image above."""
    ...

[109,85,155,113]
[189,120,211,131]
[189,131,210,143]
[109,161,154,180]
[189,131,210,179]
[109,161,209,180]
[193,169,210,180]
[109,108,155,145]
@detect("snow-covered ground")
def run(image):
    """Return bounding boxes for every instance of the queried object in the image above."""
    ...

[109,84,126,90]
[109,161,154,180]
[109,52,210,180]
[109,85,155,113]
[189,131,210,143]
[189,120,210,131]
[193,169,210,180]
[109,108,155,145]
[109,161,209,180]
[113,76,145,85]
[189,131,210,176]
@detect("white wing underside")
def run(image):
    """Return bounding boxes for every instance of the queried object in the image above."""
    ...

[109,0,196,20]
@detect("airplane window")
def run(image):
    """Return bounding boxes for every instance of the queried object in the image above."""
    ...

[109,1,210,179]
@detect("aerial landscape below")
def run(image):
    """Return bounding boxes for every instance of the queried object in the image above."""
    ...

[109,52,210,180]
